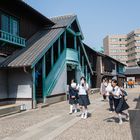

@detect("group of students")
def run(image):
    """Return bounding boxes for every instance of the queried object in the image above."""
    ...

[100,78,129,124]
[68,76,90,119]
[68,77,130,124]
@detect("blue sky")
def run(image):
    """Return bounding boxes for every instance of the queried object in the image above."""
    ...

[25,0,140,50]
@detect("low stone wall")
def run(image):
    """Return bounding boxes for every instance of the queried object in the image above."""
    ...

[129,95,140,140]
[46,94,67,104]
[0,104,21,117]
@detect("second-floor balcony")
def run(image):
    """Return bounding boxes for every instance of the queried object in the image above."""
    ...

[66,48,79,64]
[0,30,26,47]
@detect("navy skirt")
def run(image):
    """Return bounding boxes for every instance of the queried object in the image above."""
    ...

[69,97,78,105]
[114,97,129,113]
[78,95,90,107]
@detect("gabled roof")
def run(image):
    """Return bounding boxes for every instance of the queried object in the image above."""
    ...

[97,52,126,66]
[51,14,76,27]
[51,14,84,39]
[83,43,126,66]
[125,67,140,75]
[0,15,80,68]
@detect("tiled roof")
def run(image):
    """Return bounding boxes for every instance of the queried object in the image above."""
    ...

[125,67,140,75]
[0,15,76,68]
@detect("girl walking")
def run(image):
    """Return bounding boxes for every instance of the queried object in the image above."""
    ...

[69,79,78,114]
[77,77,90,119]
[106,79,114,113]
[111,79,129,124]
[100,79,107,101]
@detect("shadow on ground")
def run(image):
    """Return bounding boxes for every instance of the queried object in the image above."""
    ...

[103,116,129,124]
[129,95,140,140]
[103,116,118,123]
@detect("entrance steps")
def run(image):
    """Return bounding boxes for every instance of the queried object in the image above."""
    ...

[37,103,49,109]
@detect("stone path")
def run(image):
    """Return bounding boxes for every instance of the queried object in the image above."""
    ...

[0,87,139,140]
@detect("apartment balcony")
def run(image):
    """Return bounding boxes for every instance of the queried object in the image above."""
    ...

[0,30,26,47]
[127,56,136,61]
[127,61,137,67]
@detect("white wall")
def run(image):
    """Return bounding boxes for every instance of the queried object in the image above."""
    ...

[0,70,8,99]
[8,68,32,98]
[51,65,67,95]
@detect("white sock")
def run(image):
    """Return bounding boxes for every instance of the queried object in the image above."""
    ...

[69,105,73,113]
[118,114,122,123]
[81,111,85,118]
[85,109,88,116]
[74,104,77,112]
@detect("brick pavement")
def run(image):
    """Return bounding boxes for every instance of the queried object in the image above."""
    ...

[0,86,139,140]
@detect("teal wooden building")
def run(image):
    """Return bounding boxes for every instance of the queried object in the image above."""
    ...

[0,0,95,109]
[0,0,125,109]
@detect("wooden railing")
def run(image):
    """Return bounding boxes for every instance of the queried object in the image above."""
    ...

[45,50,66,96]
[0,30,26,47]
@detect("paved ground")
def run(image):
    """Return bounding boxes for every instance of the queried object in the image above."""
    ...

[0,86,139,140]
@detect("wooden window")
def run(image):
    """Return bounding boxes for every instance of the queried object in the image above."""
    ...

[10,17,19,36]
[0,12,19,36]
[1,14,9,32]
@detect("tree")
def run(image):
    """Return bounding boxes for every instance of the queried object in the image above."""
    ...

[99,46,104,53]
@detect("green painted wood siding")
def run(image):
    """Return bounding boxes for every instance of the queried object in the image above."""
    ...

[66,48,79,63]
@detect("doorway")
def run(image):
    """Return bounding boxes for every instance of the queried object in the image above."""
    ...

[67,65,76,85]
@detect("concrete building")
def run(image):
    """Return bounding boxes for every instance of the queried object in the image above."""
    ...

[103,29,140,67]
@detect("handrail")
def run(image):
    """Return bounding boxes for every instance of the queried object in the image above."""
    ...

[45,50,66,96]
[78,37,93,75]
[0,30,26,47]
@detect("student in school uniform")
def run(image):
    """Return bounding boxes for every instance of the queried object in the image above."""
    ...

[111,79,129,124]
[100,79,107,101]
[69,79,78,114]
[77,77,90,119]
[106,79,114,113]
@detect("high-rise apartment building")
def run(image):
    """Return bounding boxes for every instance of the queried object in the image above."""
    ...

[103,29,140,67]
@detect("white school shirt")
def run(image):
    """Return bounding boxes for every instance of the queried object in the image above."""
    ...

[71,82,77,88]
[106,83,113,93]
[77,83,89,95]
[112,86,122,99]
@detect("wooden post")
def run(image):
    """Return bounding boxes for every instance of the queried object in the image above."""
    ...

[42,55,46,103]
[32,67,36,108]
[64,31,67,49]
[58,37,61,56]
[82,56,84,67]
[51,45,54,68]
[85,65,87,80]
[74,35,77,50]
[82,56,84,74]
[78,46,81,63]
